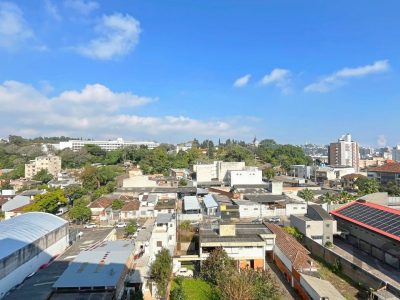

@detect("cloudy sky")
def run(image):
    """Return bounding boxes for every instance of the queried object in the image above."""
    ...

[0,0,399,146]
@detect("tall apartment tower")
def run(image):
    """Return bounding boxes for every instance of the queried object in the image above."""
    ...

[328,134,360,171]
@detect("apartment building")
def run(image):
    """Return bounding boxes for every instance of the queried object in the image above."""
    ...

[328,133,360,171]
[24,155,62,179]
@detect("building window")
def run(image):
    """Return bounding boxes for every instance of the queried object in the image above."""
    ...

[326,224,330,228]
[306,225,310,228]
[157,241,162,247]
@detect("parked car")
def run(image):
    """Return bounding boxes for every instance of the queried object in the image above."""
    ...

[267,217,281,223]
[84,223,97,229]
[115,222,127,228]
[251,218,263,224]
[175,267,193,277]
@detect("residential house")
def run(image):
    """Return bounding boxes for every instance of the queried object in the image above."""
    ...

[368,162,400,185]
[199,223,276,270]
[119,200,140,221]
[202,194,218,216]
[154,198,176,215]
[341,173,365,190]
[150,213,176,258]
[88,197,113,223]
[170,168,189,179]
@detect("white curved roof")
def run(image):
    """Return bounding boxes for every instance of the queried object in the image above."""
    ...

[0,212,68,260]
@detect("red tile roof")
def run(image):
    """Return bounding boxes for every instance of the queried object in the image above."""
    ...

[121,200,140,211]
[368,162,400,173]
[88,197,113,209]
[265,223,316,271]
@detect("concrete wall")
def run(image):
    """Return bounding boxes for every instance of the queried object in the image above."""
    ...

[336,218,400,269]
[229,169,262,187]
[303,237,398,293]
[0,225,68,298]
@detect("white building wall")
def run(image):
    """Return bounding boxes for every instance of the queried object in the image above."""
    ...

[238,203,261,219]
[285,203,307,216]
[0,235,68,298]
[229,169,263,187]
[274,245,292,271]
[217,161,245,182]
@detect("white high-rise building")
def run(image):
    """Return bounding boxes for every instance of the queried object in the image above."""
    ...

[328,134,360,171]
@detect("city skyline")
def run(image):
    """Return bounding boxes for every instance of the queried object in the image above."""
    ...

[1,1,400,146]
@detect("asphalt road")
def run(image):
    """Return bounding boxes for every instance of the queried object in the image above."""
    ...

[5,228,113,300]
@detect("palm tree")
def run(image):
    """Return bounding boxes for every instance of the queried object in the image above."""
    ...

[297,188,315,202]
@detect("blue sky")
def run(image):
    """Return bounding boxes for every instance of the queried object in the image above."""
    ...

[0,0,399,146]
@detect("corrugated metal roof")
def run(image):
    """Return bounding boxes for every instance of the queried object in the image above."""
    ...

[0,212,68,260]
[156,213,174,224]
[183,196,200,211]
[203,194,218,209]
[53,240,135,289]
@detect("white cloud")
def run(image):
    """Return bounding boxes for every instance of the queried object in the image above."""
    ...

[0,2,33,49]
[304,60,390,93]
[233,74,251,88]
[64,0,99,15]
[44,0,61,21]
[0,81,252,141]
[259,68,291,94]
[75,13,141,60]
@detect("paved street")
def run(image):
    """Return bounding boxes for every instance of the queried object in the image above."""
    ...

[5,228,113,300]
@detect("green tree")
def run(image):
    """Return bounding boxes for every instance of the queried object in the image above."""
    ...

[319,192,337,204]
[80,165,100,190]
[112,199,124,210]
[262,167,275,180]
[25,189,68,213]
[84,144,106,157]
[283,226,303,241]
[218,268,281,300]
[9,164,25,179]
[178,178,188,186]
[69,204,91,223]
[200,248,236,286]
[150,248,173,299]
[356,177,380,195]
[32,169,54,184]
[179,220,193,232]
[64,184,86,202]
[297,188,315,202]
[125,219,138,235]
[170,277,186,300]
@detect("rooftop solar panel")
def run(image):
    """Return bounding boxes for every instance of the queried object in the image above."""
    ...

[331,202,400,241]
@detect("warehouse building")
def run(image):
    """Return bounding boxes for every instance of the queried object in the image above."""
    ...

[0,212,69,298]
[52,240,135,299]
[331,200,400,269]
